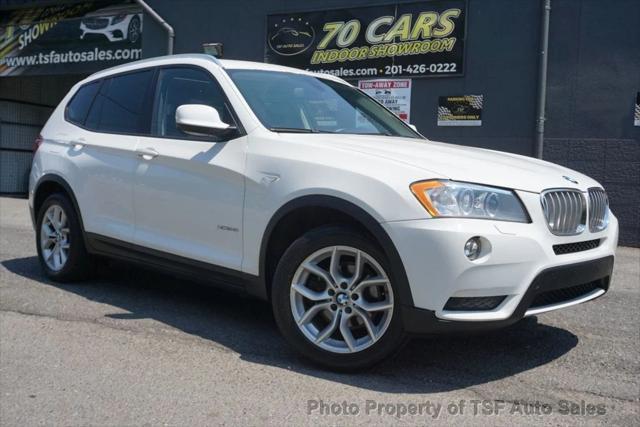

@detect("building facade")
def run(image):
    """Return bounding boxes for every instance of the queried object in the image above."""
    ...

[1,0,638,245]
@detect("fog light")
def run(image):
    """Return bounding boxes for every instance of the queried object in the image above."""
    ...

[464,237,481,260]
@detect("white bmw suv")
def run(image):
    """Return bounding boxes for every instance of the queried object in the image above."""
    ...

[30,54,618,370]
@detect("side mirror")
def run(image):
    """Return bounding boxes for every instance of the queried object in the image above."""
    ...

[408,124,418,132]
[175,104,235,137]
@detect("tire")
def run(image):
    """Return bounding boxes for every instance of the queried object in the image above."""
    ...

[127,16,141,44]
[271,225,407,371]
[35,193,94,282]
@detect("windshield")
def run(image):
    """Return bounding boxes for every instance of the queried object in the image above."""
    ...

[226,69,422,138]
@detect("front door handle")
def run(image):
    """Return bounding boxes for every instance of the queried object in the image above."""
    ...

[136,147,159,160]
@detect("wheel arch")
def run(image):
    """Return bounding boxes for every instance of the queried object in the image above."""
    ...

[258,195,414,307]
[33,174,86,235]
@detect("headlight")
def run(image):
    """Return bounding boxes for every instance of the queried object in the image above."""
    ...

[111,13,127,25]
[410,180,529,222]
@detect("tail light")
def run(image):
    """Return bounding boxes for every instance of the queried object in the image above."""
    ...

[33,134,43,153]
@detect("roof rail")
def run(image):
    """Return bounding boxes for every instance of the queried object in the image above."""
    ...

[203,54,223,67]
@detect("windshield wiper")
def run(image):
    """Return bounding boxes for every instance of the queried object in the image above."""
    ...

[269,127,316,133]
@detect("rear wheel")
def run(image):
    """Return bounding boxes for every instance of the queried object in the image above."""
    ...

[36,193,94,281]
[272,226,406,371]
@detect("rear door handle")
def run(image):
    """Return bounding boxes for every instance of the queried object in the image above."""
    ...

[136,147,159,160]
[71,140,85,150]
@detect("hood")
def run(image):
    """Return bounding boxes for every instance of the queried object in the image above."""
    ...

[84,6,138,18]
[282,134,600,193]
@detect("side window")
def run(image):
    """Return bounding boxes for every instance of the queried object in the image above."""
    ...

[151,67,233,139]
[66,81,100,126]
[85,69,153,133]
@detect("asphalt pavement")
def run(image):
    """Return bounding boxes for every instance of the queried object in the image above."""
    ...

[0,196,638,425]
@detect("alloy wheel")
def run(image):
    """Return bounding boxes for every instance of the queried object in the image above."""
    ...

[128,17,140,43]
[290,246,394,353]
[40,205,70,271]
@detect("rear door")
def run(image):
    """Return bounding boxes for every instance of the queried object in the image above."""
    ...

[67,69,154,242]
[132,66,246,270]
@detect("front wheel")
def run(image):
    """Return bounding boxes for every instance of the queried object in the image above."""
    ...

[127,16,141,43]
[272,226,406,371]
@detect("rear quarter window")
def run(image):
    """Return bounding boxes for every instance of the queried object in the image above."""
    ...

[65,81,100,126]
[85,69,153,134]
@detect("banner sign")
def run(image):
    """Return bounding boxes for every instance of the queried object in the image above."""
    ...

[437,95,482,126]
[0,1,143,76]
[359,79,412,122]
[265,1,466,79]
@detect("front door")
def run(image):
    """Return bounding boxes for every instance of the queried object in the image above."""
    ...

[133,66,246,270]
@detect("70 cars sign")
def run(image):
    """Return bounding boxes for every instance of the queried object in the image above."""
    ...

[265,0,466,79]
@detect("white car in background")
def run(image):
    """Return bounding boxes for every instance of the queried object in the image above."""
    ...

[79,5,142,43]
[29,55,617,370]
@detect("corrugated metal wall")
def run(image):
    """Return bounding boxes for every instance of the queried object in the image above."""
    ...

[1,0,638,245]
[0,75,81,193]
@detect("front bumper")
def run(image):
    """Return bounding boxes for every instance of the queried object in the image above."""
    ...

[383,190,619,327]
[400,255,613,334]
[80,22,128,42]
